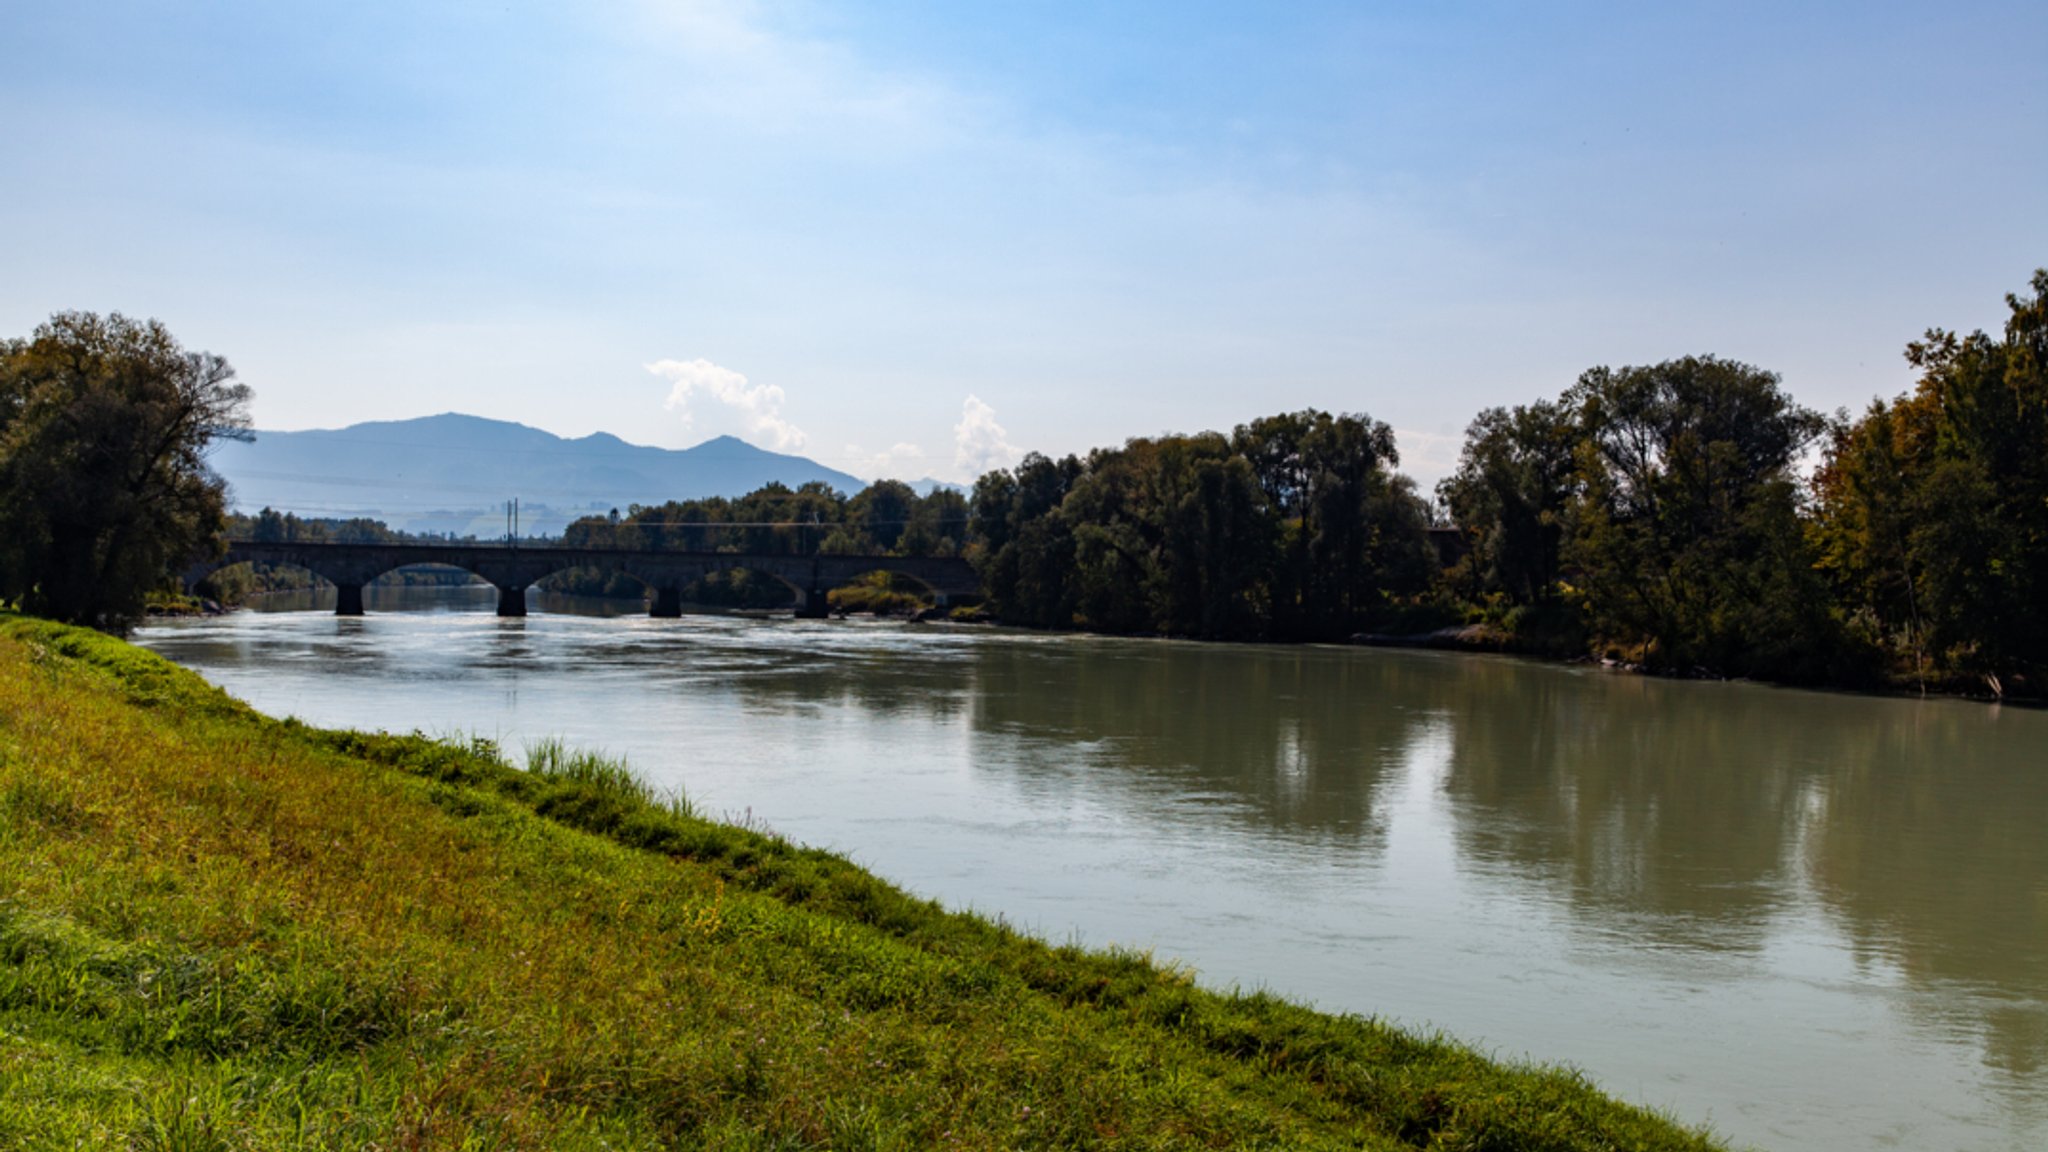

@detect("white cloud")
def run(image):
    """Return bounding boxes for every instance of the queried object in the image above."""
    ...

[845,441,926,481]
[954,394,1019,477]
[647,357,806,451]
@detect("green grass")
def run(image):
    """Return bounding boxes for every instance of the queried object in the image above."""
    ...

[0,615,1735,1150]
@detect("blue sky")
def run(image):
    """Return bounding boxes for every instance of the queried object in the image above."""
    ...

[4,1,2043,485]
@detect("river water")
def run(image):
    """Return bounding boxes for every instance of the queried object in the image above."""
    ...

[135,586,2048,1152]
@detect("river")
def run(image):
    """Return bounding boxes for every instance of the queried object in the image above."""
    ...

[134,585,2048,1152]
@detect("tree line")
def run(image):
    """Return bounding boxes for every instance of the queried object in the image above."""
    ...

[968,413,1438,640]
[558,480,969,558]
[4,269,2041,699]
[1432,271,2045,696]
[544,481,969,605]
[969,271,2046,698]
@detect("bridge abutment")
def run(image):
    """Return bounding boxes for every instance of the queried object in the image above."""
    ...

[334,583,366,616]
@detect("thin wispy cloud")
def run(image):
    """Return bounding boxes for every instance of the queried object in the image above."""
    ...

[647,357,806,451]
[630,0,966,148]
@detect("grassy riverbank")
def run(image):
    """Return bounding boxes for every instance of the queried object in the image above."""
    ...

[0,616,1729,1151]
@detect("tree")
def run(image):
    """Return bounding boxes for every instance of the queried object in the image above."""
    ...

[1563,355,1836,678]
[1055,434,1274,638]
[900,487,968,557]
[1231,409,1428,638]
[847,479,918,553]
[1145,435,1273,639]
[1811,269,2048,692]
[1437,400,1578,606]
[971,451,1084,626]
[0,312,252,631]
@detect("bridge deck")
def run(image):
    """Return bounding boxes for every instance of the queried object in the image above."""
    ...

[193,539,981,618]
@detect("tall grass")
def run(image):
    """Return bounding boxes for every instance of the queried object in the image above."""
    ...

[0,614,1736,1151]
[525,736,697,820]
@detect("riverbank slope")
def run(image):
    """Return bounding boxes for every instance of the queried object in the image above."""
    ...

[0,616,1729,1150]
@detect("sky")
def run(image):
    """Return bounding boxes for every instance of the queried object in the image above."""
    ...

[3,1,2043,487]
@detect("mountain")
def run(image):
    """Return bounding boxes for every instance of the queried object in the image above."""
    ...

[208,413,869,536]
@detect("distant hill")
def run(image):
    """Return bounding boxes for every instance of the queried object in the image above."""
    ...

[208,413,869,537]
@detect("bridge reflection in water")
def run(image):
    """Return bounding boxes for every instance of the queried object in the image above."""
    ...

[188,540,980,618]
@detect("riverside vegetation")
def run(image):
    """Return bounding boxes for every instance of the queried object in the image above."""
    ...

[968,271,2048,698]
[9,275,2041,695]
[532,271,2042,697]
[0,615,1726,1150]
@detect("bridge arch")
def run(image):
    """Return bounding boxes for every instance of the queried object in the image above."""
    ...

[195,541,980,618]
[823,568,945,617]
[625,560,813,618]
[519,558,811,618]
[534,561,658,604]
[192,558,331,606]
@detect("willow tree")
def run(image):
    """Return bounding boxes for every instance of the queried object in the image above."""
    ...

[0,312,252,631]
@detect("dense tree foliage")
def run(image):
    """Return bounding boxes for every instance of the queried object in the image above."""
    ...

[0,313,251,631]
[1436,271,2047,694]
[1438,357,1839,679]
[561,480,968,558]
[1231,411,1437,639]
[1564,357,1837,679]
[552,479,969,605]
[1437,400,1576,607]
[969,413,1434,640]
[1810,270,2048,694]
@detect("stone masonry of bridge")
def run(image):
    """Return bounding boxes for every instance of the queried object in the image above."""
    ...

[188,541,983,618]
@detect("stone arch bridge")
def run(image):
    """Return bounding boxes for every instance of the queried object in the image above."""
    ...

[189,540,982,618]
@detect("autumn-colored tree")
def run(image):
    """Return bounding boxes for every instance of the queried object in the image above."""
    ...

[1812,269,2048,693]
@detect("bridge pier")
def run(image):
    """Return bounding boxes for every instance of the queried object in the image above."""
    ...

[496,584,528,617]
[794,588,830,619]
[334,583,365,616]
[649,586,683,618]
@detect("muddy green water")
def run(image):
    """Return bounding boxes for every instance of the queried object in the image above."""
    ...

[137,586,2048,1151]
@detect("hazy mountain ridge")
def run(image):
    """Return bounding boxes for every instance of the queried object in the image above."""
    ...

[208,413,870,536]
